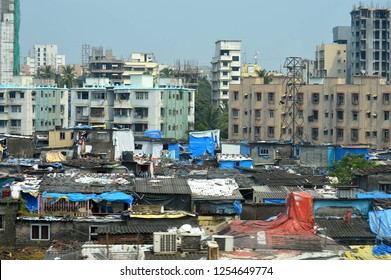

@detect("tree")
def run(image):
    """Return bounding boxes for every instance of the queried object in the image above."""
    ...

[256,69,273,84]
[35,65,56,79]
[58,65,76,88]
[194,76,229,139]
[159,67,175,78]
[327,153,377,186]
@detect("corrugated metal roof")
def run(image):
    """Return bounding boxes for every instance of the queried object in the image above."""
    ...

[39,172,135,193]
[352,165,391,176]
[316,218,376,240]
[188,178,243,200]
[97,224,170,234]
[144,251,206,260]
[134,178,191,194]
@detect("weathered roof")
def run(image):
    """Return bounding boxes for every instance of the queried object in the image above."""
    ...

[134,178,191,194]
[188,178,243,200]
[144,251,206,260]
[352,165,391,176]
[39,172,135,193]
[97,224,170,234]
[252,185,304,199]
[316,218,376,241]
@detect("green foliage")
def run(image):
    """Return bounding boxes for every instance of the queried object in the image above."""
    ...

[194,76,228,139]
[327,153,377,186]
[35,65,56,79]
[256,69,273,84]
[58,65,76,88]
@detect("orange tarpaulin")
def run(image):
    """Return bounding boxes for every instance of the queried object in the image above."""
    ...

[229,192,316,235]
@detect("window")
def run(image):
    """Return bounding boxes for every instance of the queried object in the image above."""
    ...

[255,110,261,119]
[268,126,274,138]
[337,93,344,105]
[384,111,390,121]
[232,109,239,118]
[10,119,21,127]
[60,132,65,140]
[268,92,275,104]
[232,56,239,61]
[337,128,344,140]
[255,127,260,135]
[256,92,262,101]
[312,93,319,104]
[233,91,239,100]
[136,91,148,100]
[383,93,390,104]
[258,147,269,156]
[233,125,238,134]
[351,129,358,141]
[92,92,105,100]
[352,111,359,121]
[352,93,359,105]
[313,110,318,121]
[337,110,344,121]
[20,92,24,98]
[9,92,16,99]
[311,128,318,140]
[269,110,274,118]
[77,92,89,99]
[379,183,391,193]
[31,224,50,240]
[383,129,390,140]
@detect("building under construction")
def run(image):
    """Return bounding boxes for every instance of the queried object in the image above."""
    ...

[0,0,20,84]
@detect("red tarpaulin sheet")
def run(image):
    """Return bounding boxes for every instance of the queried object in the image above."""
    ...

[229,192,316,235]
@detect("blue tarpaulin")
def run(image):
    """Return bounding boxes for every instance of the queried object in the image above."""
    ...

[21,192,38,212]
[42,191,133,204]
[168,143,179,159]
[219,161,235,169]
[356,191,391,199]
[372,244,391,256]
[240,145,251,155]
[144,130,162,139]
[313,199,371,217]
[189,132,215,157]
[335,147,369,161]
[368,209,391,238]
[234,200,242,215]
[264,199,285,204]
[239,160,253,168]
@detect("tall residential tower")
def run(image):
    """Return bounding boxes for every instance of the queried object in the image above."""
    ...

[211,40,241,107]
[0,0,20,84]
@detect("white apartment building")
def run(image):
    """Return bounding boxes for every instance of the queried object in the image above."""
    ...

[0,84,68,136]
[211,40,241,107]
[315,44,347,78]
[122,53,159,85]
[70,76,195,140]
[26,44,66,75]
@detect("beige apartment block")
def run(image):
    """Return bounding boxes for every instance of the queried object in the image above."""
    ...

[315,43,346,78]
[229,74,391,149]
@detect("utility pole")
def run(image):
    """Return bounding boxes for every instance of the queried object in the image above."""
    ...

[280,57,305,147]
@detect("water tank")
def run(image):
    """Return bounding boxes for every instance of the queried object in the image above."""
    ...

[122,151,133,161]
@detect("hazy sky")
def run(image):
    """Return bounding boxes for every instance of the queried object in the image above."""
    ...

[19,0,391,71]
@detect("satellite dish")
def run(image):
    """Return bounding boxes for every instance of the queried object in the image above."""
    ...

[361,70,366,75]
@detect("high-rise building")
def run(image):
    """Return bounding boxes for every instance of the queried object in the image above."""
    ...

[25,44,66,75]
[211,40,241,107]
[0,0,20,84]
[349,6,391,83]
[315,43,346,78]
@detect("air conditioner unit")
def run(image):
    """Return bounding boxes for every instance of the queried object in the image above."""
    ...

[153,232,177,254]
[211,235,234,252]
[180,233,201,252]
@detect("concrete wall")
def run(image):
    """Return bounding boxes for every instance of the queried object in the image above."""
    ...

[0,200,19,247]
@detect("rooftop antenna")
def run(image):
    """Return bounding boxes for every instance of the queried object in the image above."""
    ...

[254,51,260,65]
